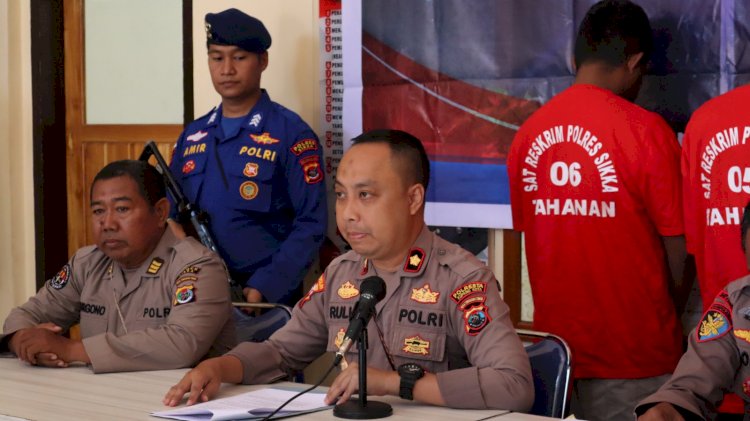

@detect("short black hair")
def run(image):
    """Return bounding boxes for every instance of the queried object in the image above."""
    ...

[574,0,653,69]
[742,200,750,252]
[351,129,430,190]
[90,160,166,208]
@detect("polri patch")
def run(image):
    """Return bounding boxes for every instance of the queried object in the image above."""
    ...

[239,181,259,200]
[451,281,487,304]
[147,257,164,275]
[404,248,425,273]
[697,303,732,342]
[174,285,195,305]
[411,283,439,304]
[402,335,430,355]
[337,281,359,299]
[300,156,323,184]
[299,274,326,309]
[182,160,196,174]
[49,264,71,290]
[243,162,259,178]
[290,138,319,156]
[464,304,491,336]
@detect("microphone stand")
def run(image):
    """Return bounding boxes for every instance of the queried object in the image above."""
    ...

[333,326,393,419]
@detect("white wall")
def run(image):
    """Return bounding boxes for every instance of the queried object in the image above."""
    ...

[0,0,36,319]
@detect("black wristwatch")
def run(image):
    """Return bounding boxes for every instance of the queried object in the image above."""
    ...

[398,363,425,400]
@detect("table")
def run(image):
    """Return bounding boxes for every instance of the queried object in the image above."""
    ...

[0,357,554,420]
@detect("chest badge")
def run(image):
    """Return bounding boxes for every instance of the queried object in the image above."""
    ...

[239,181,259,200]
[250,132,280,145]
[182,160,196,175]
[411,283,439,304]
[337,281,359,299]
[403,335,430,355]
[404,248,425,273]
[334,328,346,349]
[243,162,259,178]
[186,130,208,142]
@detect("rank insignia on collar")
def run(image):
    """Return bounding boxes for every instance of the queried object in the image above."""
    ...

[334,327,346,349]
[404,248,425,273]
[411,283,439,304]
[359,259,369,276]
[451,281,487,304]
[147,258,164,275]
[49,264,71,290]
[735,329,750,344]
[207,110,217,125]
[249,113,262,127]
[337,281,359,299]
[174,285,195,305]
[403,335,430,355]
[250,132,280,145]
[697,303,732,342]
[299,274,325,309]
[186,130,208,142]
[243,162,259,178]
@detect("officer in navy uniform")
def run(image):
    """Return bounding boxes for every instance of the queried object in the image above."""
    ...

[169,8,328,323]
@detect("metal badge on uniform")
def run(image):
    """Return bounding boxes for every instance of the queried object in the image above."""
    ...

[182,160,196,174]
[147,258,164,275]
[174,285,195,305]
[290,139,319,156]
[49,264,71,290]
[249,113,262,127]
[404,248,425,273]
[250,132,280,145]
[243,162,259,178]
[402,335,430,355]
[299,274,326,309]
[697,303,732,343]
[239,181,259,200]
[186,130,208,142]
[300,156,323,184]
[359,258,369,276]
[337,281,359,299]
[463,304,492,336]
[410,283,439,304]
[205,22,212,38]
[334,328,346,349]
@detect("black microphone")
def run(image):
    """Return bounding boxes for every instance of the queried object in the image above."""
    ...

[334,276,386,366]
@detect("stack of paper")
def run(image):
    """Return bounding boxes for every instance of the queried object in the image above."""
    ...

[152,388,331,421]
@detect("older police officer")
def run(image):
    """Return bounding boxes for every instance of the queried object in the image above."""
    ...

[163,130,533,411]
[1,160,235,373]
[169,8,327,311]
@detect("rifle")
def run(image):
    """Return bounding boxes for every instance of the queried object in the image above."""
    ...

[139,141,245,301]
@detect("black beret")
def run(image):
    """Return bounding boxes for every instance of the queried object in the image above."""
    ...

[205,8,271,53]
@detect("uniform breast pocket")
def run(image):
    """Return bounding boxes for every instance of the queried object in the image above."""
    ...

[230,159,275,212]
[390,326,446,368]
[326,322,353,355]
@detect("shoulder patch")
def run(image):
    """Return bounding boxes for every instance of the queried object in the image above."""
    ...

[299,274,326,309]
[697,302,732,343]
[300,156,323,184]
[174,285,195,305]
[451,281,487,304]
[290,138,319,156]
[49,264,71,290]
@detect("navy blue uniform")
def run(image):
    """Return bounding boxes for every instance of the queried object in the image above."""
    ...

[170,89,327,304]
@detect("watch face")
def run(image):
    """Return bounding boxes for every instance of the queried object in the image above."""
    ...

[399,363,423,376]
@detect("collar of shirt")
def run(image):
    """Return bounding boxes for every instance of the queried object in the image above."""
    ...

[202,89,274,142]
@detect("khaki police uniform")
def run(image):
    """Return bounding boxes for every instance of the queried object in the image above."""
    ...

[636,275,750,418]
[226,225,533,411]
[1,229,236,373]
